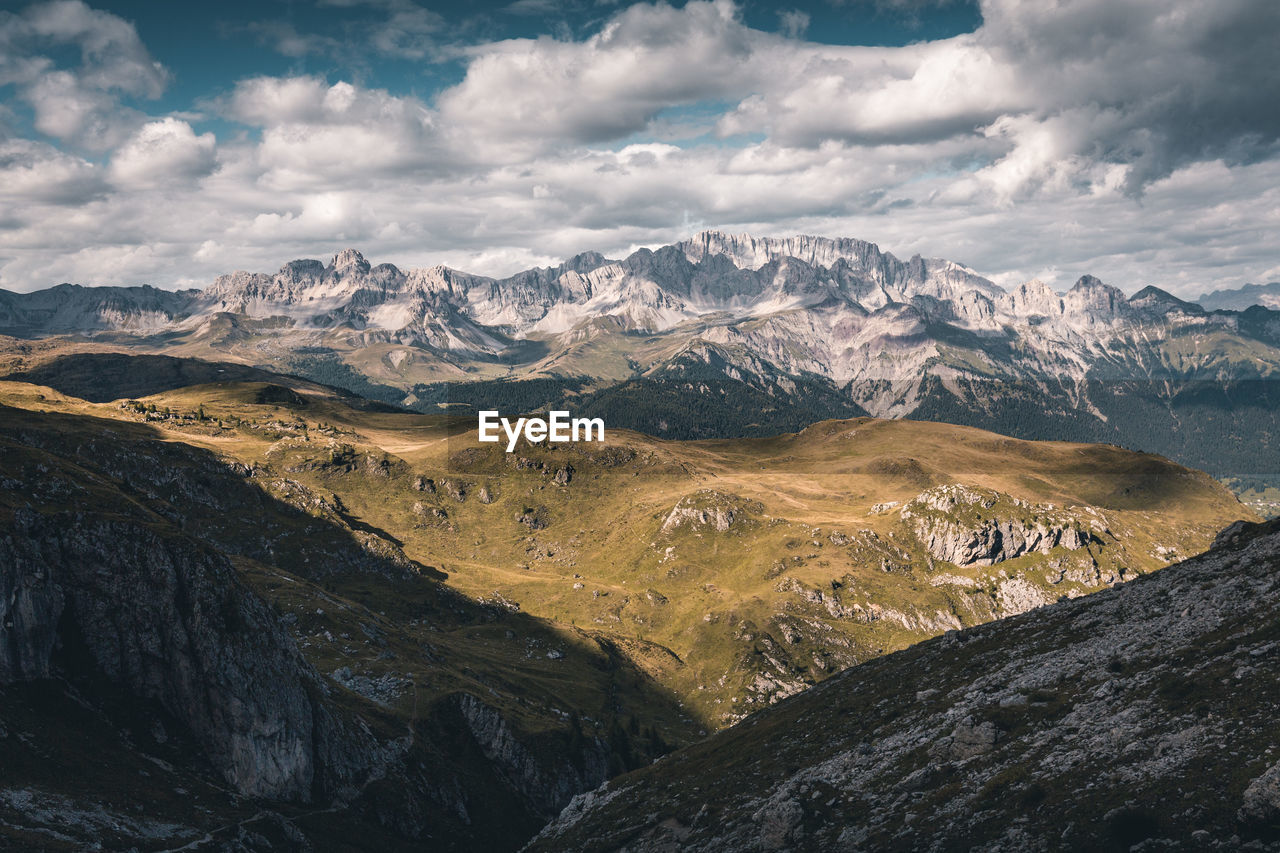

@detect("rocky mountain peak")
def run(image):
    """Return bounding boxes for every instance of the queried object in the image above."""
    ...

[559,251,610,275]
[282,258,325,274]
[9,232,1279,422]
[1066,274,1127,317]
[1015,279,1057,299]
[330,248,370,273]
[680,230,883,273]
[1128,285,1203,315]
[1071,274,1110,292]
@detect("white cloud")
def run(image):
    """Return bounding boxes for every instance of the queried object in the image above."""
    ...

[437,0,764,156]
[2,0,1280,304]
[20,0,166,97]
[0,138,105,204]
[0,0,167,149]
[776,9,809,39]
[442,0,1280,199]
[24,70,133,147]
[224,76,340,126]
[109,118,216,188]
[221,77,447,185]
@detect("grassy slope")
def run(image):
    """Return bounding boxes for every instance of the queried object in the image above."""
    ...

[0,363,1253,731]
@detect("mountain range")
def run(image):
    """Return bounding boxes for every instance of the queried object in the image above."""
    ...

[1197,281,1280,312]
[3,232,1280,507]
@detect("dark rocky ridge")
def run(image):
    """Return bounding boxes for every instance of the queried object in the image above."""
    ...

[3,350,406,411]
[531,517,1280,852]
[1,504,371,803]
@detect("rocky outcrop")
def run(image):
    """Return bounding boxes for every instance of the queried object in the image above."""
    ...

[900,484,1095,567]
[995,576,1055,615]
[0,528,60,682]
[1238,760,1280,823]
[934,716,999,760]
[661,490,761,534]
[517,506,549,530]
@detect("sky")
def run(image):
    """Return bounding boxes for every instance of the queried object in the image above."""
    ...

[0,0,1278,298]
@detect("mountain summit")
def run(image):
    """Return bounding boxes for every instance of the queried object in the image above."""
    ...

[330,247,370,273]
[2,232,1279,501]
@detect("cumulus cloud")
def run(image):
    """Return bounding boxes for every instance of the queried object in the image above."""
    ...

[221,77,449,183]
[0,138,106,204]
[19,0,166,96]
[727,0,1280,197]
[435,0,1280,197]
[0,0,166,149]
[974,0,1280,195]
[437,0,763,156]
[109,118,216,188]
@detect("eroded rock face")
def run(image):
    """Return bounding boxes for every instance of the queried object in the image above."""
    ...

[752,797,804,850]
[0,539,61,682]
[900,484,1094,567]
[995,577,1055,616]
[454,694,610,818]
[0,508,326,800]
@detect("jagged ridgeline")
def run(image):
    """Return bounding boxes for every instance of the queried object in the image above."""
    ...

[2,232,1279,514]
[0,358,1259,849]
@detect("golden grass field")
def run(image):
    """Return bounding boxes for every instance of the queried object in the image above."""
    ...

[0,347,1254,728]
